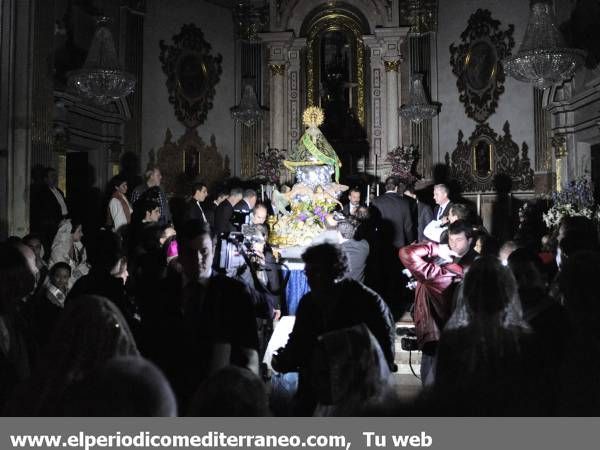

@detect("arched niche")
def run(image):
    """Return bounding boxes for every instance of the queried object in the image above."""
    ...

[301,3,370,128]
[281,0,388,35]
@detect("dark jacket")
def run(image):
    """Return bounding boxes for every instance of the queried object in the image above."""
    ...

[342,202,363,217]
[417,202,434,242]
[433,202,452,222]
[371,192,415,248]
[185,200,208,226]
[273,279,395,415]
[213,201,235,236]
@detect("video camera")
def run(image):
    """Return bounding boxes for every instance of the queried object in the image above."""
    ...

[217,224,266,274]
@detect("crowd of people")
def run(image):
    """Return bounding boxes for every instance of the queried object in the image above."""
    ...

[1,165,599,416]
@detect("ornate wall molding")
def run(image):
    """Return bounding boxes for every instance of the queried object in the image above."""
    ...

[159,24,222,129]
[449,9,514,123]
[445,121,534,192]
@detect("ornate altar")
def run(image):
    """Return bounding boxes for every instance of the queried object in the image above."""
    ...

[445,121,534,192]
[152,128,230,196]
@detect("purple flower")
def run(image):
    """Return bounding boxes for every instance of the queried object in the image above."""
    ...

[297,213,308,222]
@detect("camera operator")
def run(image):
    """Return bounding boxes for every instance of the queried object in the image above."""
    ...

[234,225,282,319]
[250,204,268,225]
[230,224,282,378]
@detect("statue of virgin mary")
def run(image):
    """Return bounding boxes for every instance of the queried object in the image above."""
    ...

[283,106,342,183]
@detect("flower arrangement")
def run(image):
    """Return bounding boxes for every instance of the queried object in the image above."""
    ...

[542,177,597,229]
[255,147,285,184]
[271,197,338,247]
[385,145,420,185]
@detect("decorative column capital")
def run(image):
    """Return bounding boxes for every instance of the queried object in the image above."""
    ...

[384,59,401,72]
[269,63,286,76]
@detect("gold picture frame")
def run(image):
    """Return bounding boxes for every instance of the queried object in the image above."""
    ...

[472,138,494,179]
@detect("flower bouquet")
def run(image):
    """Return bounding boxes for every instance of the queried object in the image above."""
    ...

[270,198,337,247]
[543,177,597,229]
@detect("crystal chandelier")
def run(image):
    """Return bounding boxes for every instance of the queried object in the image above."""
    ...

[503,1,586,88]
[68,17,136,105]
[405,0,438,36]
[231,83,264,127]
[399,74,439,124]
[233,0,267,42]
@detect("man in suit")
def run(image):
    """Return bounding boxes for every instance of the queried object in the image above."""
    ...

[186,183,209,225]
[370,177,415,317]
[232,189,257,228]
[371,177,415,249]
[234,189,257,214]
[213,187,243,236]
[204,190,228,233]
[30,168,69,252]
[432,183,452,223]
[342,188,363,217]
[404,185,434,242]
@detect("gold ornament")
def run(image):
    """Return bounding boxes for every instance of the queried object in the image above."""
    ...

[384,60,401,72]
[302,106,324,128]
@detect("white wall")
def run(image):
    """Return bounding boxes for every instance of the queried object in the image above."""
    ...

[142,0,235,172]
[434,0,535,168]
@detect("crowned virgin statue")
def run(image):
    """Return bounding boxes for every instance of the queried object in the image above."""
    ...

[283,106,342,184]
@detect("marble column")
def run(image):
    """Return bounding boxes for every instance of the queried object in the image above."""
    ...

[269,63,286,150]
[0,0,36,238]
[384,59,401,152]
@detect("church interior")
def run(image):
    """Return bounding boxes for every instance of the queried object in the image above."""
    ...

[1,0,600,416]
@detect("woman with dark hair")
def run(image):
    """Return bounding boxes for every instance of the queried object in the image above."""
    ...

[7,295,139,416]
[0,243,38,408]
[106,175,132,232]
[430,256,534,415]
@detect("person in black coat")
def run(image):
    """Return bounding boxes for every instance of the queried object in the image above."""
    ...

[341,188,363,217]
[432,183,452,222]
[369,177,415,317]
[370,177,415,249]
[185,183,209,226]
[404,185,434,242]
[30,168,69,252]
[271,243,395,416]
[213,188,243,236]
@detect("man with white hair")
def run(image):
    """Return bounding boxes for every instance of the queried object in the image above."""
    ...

[432,184,452,222]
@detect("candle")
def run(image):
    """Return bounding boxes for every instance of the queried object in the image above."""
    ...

[376,184,380,197]
[375,154,378,177]
[261,184,265,202]
[477,193,481,217]
[366,184,370,207]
